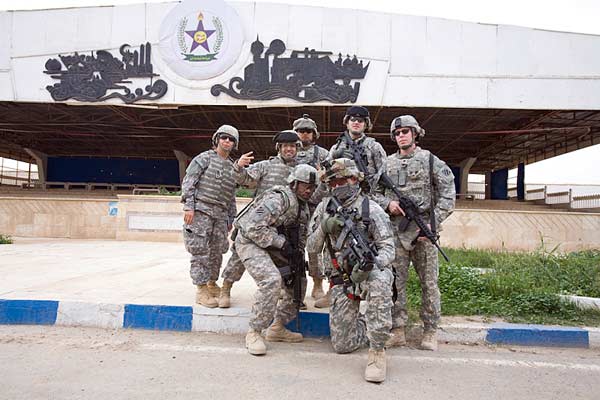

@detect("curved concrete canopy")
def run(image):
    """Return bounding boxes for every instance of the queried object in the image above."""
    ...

[1,1,600,110]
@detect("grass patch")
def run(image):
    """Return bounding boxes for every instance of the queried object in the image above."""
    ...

[236,188,255,198]
[0,234,13,244]
[405,247,600,326]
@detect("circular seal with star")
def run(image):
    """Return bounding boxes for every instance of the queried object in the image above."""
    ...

[159,0,244,80]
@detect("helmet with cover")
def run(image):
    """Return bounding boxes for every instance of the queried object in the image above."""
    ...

[389,115,425,140]
[212,124,239,150]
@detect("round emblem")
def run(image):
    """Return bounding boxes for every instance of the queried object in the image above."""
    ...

[159,0,244,80]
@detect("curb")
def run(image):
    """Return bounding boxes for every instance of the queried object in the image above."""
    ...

[1,299,597,348]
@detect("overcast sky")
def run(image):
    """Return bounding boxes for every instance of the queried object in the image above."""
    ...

[2,0,599,184]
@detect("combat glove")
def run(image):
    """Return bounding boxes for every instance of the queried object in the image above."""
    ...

[321,215,344,235]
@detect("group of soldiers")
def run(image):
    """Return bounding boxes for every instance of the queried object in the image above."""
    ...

[181,106,456,383]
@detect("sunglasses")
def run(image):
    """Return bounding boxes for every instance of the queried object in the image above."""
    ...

[393,128,413,136]
[219,134,236,142]
[349,117,365,123]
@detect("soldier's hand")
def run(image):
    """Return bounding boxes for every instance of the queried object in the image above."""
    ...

[417,224,432,242]
[350,264,370,283]
[388,201,405,216]
[183,210,194,225]
[321,215,344,234]
[236,152,254,168]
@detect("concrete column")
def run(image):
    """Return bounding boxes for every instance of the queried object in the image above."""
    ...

[459,157,477,197]
[24,148,47,184]
[173,150,191,185]
[517,162,525,201]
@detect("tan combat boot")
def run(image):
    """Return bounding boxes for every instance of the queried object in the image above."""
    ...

[311,277,325,300]
[421,330,438,351]
[314,291,330,308]
[207,281,221,298]
[364,349,387,383]
[196,284,218,308]
[265,320,303,343]
[386,327,407,348]
[218,280,233,308]
[245,329,267,356]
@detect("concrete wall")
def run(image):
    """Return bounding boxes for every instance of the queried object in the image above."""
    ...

[0,196,116,239]
[442,209,600,252]
[1,196,598,252]
[3,1,600,109]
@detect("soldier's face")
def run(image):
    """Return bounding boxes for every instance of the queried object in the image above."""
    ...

[296,129,314,144]
[217,135,236,152]
[346,117,365,135]
[280,143,298,160]
[393,128,415,150]
[295,182,316,201]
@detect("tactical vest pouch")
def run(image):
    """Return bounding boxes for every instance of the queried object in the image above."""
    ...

[277,265,294,287]
[397,216,410,232]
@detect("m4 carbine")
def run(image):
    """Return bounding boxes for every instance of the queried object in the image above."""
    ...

[378,173,450,262]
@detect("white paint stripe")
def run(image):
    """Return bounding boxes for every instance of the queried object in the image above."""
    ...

[139,343,600,372]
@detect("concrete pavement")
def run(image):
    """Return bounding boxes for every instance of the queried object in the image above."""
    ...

[1,237,599,348]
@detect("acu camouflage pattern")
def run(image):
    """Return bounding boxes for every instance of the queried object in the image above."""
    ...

[328,133,387,192]
[235,185,310,331]
[373,146,456,331]
[222,155,298,283]
[296,143,329,278]
[236,155,296,197]
[307,193,395,350]
[181,150,237,286]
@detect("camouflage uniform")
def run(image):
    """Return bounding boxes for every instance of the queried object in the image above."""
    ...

[235,185,309,331]
[328,132,387,193]
[296,143,329,278]
[307,192,395,352]
[181,149,237,286]
[373,147,456,331]
[221,155,297,284]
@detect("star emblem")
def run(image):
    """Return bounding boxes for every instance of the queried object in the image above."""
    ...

[185,20,215,53]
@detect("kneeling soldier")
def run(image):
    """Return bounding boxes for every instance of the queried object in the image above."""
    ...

[307,158,395,383]
[234,164,318,356]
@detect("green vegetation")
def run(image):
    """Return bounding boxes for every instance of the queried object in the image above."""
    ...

[0,234,13,244]
[236,188,254,198]
[405,247,600,326]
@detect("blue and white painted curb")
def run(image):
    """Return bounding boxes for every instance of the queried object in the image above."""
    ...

[1,299,597,348]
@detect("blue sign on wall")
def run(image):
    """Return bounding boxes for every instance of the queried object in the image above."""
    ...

[47,157,179,185]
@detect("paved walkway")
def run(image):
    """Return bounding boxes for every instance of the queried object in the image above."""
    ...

[1,237,598,348]
[0,237,323,312]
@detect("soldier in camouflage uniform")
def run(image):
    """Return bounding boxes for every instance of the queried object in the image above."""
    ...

[181,125,240,308]
[293,114,330,304]
[315,106,388,309]
[307,158,395,383]
[238,164,318,356]
[373,115,456,351]
[219,130,301,308]
[328,106,387,193]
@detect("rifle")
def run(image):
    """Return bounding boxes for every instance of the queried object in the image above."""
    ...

[323,195,382,301]
[378,173,450,262]
[334,132,372,191]
[277,223,306,331]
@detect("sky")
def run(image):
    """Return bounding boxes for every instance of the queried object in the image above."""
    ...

[2,0,600,184]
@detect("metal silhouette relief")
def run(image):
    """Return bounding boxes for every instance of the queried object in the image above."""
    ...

[211,38,369,103]
[44,43,168,104]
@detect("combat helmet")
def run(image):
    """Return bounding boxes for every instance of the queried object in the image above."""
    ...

[343,106,373,131]
[321,158,364,183]
[293,114,320,140]
[273,130,301,152]
[212,124,239,150]
[287,164,318,185]
[389,115,425,140]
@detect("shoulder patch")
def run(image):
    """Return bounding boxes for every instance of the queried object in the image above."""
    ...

[442,168,452,176]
